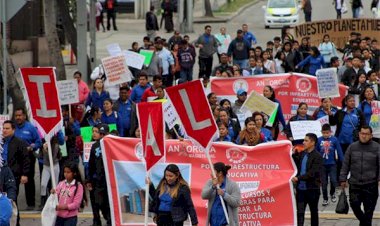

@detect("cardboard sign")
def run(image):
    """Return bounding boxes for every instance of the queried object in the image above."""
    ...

[57,79,79,105]
[100,137,297,226]
[102,54,133,86]
[292,19,380,49]
[162,100,179,130]
[123,50,145,70]
[290,120,322,140]
[139,50,154,67]
[316,68,340,98]
[83,142,95,163]
[107,43,122,56]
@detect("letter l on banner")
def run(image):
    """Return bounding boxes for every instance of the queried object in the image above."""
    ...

[136,102,165,171]
[166,80,218,151]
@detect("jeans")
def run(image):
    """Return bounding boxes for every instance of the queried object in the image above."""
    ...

[352,7,360,18]
[107,10,117,30]
[198,56,213,78]
[180,68,193,82]
[296,189,320,226]
[336,8,342,19]
[321,164,337,200]
[233,59,249,69]
[349,182,379,226]
[55,216,78,226]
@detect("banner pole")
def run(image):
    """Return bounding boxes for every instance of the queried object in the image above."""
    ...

[46,136,57,189]
[205,151,230,225]
[69,104,72,118]
[144,172,150,226]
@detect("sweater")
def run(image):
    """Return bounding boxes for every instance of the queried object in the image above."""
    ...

[195,34,219,58]
[296,55,324,75]
[316,136,344,165]
[56,180,84,218]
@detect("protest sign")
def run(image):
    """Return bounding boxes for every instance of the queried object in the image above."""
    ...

[123,50,145,70]
[83,142,95,163]
[316,68,340,98]
[107,43,122,56]
[80,124,117,142]
[162,100,179,130]
[101,137,296,226]
[290,120,322,140]
[139,50,154,67]
[211,73,347,122]
[242,90,279,127]
[102,54,133,86]
[370,101,380,138]
[57,79,79,105]
[317,115,336,136]
[292,19,380,49]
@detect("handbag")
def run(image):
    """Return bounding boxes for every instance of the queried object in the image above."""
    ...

[41,194,58,226]
[347,113,359,141]
[341,2,348,14]
[335,190,349,214]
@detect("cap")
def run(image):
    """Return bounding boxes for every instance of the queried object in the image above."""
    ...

[237,29,243,34]
[97,124,110,135]
[237,89,247,96]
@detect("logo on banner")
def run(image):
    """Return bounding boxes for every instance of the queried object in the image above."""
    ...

[226,147,247,164]
[134,142,144,160]
[233,79,249,94]
[296,78,312,92]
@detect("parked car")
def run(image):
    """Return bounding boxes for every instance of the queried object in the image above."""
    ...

[262,0,300,28]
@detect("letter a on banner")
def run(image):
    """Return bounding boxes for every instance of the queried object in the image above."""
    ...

[19,68,63,138]
[166,80,218,151]
[137,102,165,171]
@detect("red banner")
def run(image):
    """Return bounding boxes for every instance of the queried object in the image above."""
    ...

[20,67,62,137]
[166,80,218,150]
[211,73,347,121]
[101,137,297,226]
[136,102,165,171]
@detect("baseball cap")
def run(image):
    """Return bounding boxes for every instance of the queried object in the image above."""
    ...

[237,89,247,96]
[97,124,110,135]
[237,29,243,34]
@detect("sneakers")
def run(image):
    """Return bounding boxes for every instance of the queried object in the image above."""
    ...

[331,195,337,203]
[322,200,329,206]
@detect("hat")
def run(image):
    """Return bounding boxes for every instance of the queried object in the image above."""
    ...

[237,29,243,34]
[97,124,110,135]
[237,89,247,96]
[165,164,180,174]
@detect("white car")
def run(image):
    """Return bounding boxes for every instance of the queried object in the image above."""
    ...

[262,0,300,28]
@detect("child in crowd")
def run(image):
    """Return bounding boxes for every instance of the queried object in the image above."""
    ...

[316,124,344,206]
[214,121,232,142]
[52,162,86,226]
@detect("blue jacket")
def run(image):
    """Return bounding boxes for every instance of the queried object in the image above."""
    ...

[297,55,324,75]
[85,90,110,111]
[15,121,42,150]
[316,136,344,165]
[243,31,257,45]
[130,84,151,103]
[260,127,273,142]
[358,100,372,125]
[214,135,232,142]
[114,99,133,137]
[274,99,286,128]
[101,111,122,134]
[313,106,338,119]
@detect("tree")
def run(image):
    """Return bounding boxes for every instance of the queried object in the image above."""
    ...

[43,0,66,80]
[204,0,214,17]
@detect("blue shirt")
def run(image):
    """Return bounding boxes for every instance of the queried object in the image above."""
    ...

[130,84,150,103]
[338,108,360,144]
[316,136,344,165]
[358,100,372,125]
[2,137,11,162]
[116,99,133,137]
[297,55,324,76]
[214,135,232,142]
[298,152,309,190]
[15,121,42,150]
[210,179,227,226]
[243,31,257,45]
[85,90,110,111]
[260,127,273,142]
[314,107,337,119]
[158,191,173,212]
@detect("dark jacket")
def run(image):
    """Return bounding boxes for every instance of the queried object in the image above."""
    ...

[0,164,17,201]
[341,67,366,87]
[145,11,159,31]
[329,108,366,140]
[150,184,198,225]
[340,140,380,185]
[227,38,251,60]
[5,136,30,180]
[292,149,323,189]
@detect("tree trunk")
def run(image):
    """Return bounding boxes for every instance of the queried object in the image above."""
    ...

[57,0,93,77]
[0,37,26,112]
[42,0,66,80]
[204,0,214,17]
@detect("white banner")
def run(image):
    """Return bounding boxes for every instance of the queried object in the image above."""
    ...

[102,54,133,86]
[316,68,340,98]
[290,120,322,140]
[123,50,146,70]
[57,79,79,105]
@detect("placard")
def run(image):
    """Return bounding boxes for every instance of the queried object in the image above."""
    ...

[123,50,145,70]
[139,50,154,67]
[83,142,95,163]
[57,79,79,105]
[102,54,133,86]
[162,100,179,130]
[316,68,340,98]
[370,100,380,138]
[107,43,122,56]
[290,120,322,140]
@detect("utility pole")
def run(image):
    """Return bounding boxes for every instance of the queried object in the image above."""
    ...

[77,0,88,82]
[89,0,96,71]
[186,0,194,33]
[1,0,7,114]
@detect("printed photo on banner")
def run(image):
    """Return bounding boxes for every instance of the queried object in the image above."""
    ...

[102,54,133,86]
[57,79,79,105]
[101,137,297,226]
[290,120,322,140]
[316,68,340,98]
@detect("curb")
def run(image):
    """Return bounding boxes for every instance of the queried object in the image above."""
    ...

[193,0,261,23]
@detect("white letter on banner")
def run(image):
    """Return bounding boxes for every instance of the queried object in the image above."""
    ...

[29,75,57,118]
[179,89,211,130]
[145,115,161,156]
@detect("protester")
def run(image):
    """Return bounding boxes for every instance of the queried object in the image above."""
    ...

[301,0,313,21]
[351,0,363,18]
[219,99,238,121]
[105,0,117,31]
[284,102,314,146]
[95,0,105,32]
[85,78,111,111]
[232,89,247,115]
[312,97,338,119]
[201,162,241,226]
[0,156,17,226]
[52,162,85,226]
[178,39,196,82]
[262,85,286,140]
[252,111,273,142]
[316,124,344,206]
[262,50,276,73]
[227,29,251,69]
[242,24,257,46]
[80,106,102,127]
[161,0,175,33]
[141,75,163,102]
[130,73,151,103]
[236,117,265,146]
[318,34,338,67]
[292,133,323,226]
[113,86,133,137]
[150,164,198,226]
[274,51,287,73]
[155,39,175,87]
[145,6,159,42]
[295,46,324,76]
[207,92,218,108]
[214,121,232,142]
[340,125,380,226]
[215,27,232,61]
[358,86,377,125]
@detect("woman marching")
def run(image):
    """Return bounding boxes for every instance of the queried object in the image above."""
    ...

[150,164,198,226]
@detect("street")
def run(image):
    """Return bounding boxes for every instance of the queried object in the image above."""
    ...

[19,0,380,225]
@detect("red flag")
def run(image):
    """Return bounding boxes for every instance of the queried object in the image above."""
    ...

[20,67,62,137]
[166,80,217,151]
[137,102,165,171]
